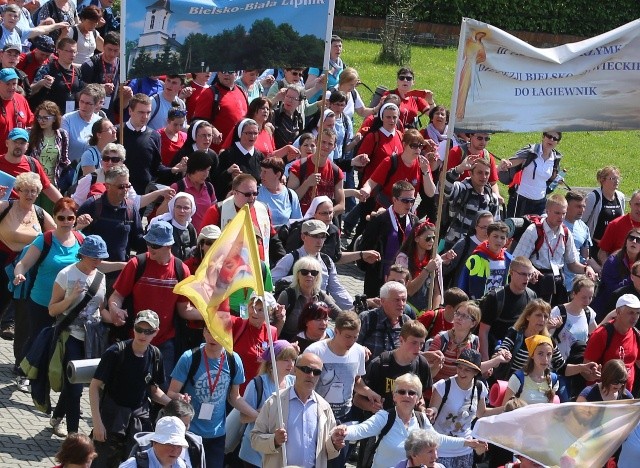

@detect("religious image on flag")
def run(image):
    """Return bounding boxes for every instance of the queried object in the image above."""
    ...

[173,205,264,352]
[472,400,640,467]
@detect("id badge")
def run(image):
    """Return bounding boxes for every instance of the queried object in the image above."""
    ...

[65,100,75,114]
[551,263,560,276]
[198,402,214,420]
[239,304,248,320]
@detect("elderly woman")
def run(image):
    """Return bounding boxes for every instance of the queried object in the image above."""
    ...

[395,429,445,468]
[48,235,110,437]
[337,373,485,468]
[577,359,632,402]
[0,173,56,378]
[386,67,435,129]
[275,256,342,342]
[296,301,335,353]
[184,225,221,273]
[75,117,117,181]
[150,192,197,260]
[215,118,265,199]
[72,143,171,209]
[248,97,299,162]
[238,340,297,468]
[584,165,626,260]
[499,131,563,218]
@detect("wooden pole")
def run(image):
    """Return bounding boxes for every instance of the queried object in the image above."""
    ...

[311,69,330,201]
[118,0,127,144]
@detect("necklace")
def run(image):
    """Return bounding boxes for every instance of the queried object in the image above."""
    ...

[19,209,34,226]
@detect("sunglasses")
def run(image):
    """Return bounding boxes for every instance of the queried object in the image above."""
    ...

[110,183,131,190]
[395,389,418,396]
[102,156,123,163]
[544,133,561,142]
[474,136,491,141]
[423,235,436,241]
[398,75,413,81]
[36,115,55,121]
[398,197,416,204]
[202,239,215,246]
[628,235,640,243]
[289,71,303,76]
[237,190,258,197]
[220,71,236,75]
[299,269,320,277]
[56,215,75,222]
[296,365,322,376]
[134,325,156,335]
[409,143,425,149]
[147,242,164,250]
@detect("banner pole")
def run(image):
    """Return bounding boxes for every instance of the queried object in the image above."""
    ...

[119,0,127,144]
[427,18,468,310]
[311,68,330,201]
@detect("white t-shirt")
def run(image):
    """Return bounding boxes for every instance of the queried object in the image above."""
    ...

[507,372,559,405]
[432,377,488,457]
[304,339,366,420]
[69,26,97,65]
[517,152,556,200]
[55,263,106,341]
[550,305,596,360]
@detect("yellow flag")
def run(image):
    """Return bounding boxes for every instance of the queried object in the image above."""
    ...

[174,205,264,352]
[472,399,640,467]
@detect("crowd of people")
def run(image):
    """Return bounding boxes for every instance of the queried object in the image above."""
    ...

[0,4,637,468]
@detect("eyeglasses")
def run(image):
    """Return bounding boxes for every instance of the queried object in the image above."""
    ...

[19,188,38,195]
[317,211,334,216]
[134,326,156,335]
[409,143,425,149]
[397,76,414,81]
[146,242,163,250]
[398,197,416,204]
[613,379,628,386]
[202,239,215,246]
[56,215,75,222]
[512,270,534,278]
[454,311,475,321]
[102,156,123,163]
[628,235,640,243]
[296,365,322,376]
[299,269,320,277]
[220,71,236,75]
[242,131,259,137]
[237,191,258,197]
[284,95,301,101]
[174,204,192,212]
[474,136,491,141]
[289,71,303,76]
[544,133,561,142]
[395,389,418,396]
[36,115,55,121]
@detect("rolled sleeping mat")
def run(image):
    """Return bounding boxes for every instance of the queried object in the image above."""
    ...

[67,358,101,384]
[490,379,562,405]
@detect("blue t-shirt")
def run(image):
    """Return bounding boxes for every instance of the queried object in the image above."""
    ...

[61,111,102,162]
[171,346,245,438]
[257,185,302,227]
[0,24,30,49]
[30,232,84,306]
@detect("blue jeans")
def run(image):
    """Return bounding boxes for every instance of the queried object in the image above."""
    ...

[344,168,357,212]
[53,335,85,432]
[157,338,175,390]
[202,435,225,468]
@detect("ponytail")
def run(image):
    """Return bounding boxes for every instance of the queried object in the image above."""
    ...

[544,368,555,402]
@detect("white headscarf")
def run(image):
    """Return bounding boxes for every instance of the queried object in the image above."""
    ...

[151,192,196,230]
[304,195,333,220]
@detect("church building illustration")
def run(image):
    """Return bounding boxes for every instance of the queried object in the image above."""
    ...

[127,0,182,71]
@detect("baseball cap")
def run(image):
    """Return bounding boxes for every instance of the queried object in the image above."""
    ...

[2,43,21,53]
[134,310,160,329]
[301,219,328,236]
[616,294,640,310]
[0,68,19,82]
[197,224,221,244]
[249,291,277,310]
[8,128,29,141]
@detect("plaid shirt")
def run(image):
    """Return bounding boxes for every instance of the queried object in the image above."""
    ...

[357,308,410,360]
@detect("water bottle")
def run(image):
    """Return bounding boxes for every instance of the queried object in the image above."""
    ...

[548,169,567,191]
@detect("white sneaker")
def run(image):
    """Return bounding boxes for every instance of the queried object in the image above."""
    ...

[50,417,67,437]
[15,376,29,393]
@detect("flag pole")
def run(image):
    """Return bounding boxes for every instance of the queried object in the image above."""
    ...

[260,296,287,465]
[118,0,127,144]
[311,68,330,201]
[428,18,468,310]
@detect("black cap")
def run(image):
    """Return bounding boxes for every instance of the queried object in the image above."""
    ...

[32,35,55,54]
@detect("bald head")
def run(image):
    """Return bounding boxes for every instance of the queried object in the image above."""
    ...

[297,352,322,368]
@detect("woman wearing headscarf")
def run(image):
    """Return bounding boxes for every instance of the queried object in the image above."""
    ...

[162,119,218,186]
[150,192,197,260]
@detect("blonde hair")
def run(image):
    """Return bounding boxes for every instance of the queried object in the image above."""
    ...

[596,166,620,183]
[513,299,551,333]
[546,193,567,209]
[14,172,42,193]
[393,372,422,395]
[291,256,322,293]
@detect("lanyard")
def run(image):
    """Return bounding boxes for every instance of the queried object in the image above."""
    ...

[101,56,117,83]
[203,349,225,396]
[55,61,75,92]
[544,230,563,259]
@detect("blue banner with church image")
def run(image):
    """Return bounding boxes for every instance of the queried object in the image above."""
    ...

[124,0,335,78]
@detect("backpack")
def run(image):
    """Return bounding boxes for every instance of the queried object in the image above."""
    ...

[175,177,215,200]
[148,94,162,125]
[66,171,99,197]
[551,304,592,343]
[435,376,483,422]
[499,144,562,191]
[179,347,237,397]
[598,322,640,364]
[71,25,98,43]
[489,286,536,326]
[435,329,480,353]
[91,194,135,225]
[506,214,568,257]
[359,408,428,468]
[0,25,22,41]
[513,368,558,398]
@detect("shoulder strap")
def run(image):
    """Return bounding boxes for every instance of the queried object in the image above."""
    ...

[176,178,186,193]
[210,85,221,121]
[34,205,46,231]
[173,256,185,282]
[72,25,78,42]
[435,377,452,422]
[438,330,450,352]
[514,369,526,397]
[253,375,264,405]
[149,94,161,124]
[381,154,399,189]
[285,287,296,317]
[372,408,397,454]
[494,287,506,320]
[205,181,214,199]
[424,309,439,337]
[183,347,202,390]
[134,449,150,468]
[26,155,37,173]
[0,200,13,225]
[286,249,301,276]
[134,253,147,282]
[552,304,568,341]
[380,350,392,367]
[226,350,237,392]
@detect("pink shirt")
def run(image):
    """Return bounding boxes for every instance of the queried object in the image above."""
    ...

[171,176,216,232]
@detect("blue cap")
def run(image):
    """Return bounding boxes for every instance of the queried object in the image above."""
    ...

[8,128,29,141]
[78,235,109,259]
[0,68,19,82]
[143,220,175,246]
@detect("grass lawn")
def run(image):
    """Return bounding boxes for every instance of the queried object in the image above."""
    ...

[343,39,640,196]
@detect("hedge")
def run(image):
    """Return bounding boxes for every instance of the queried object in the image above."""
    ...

[335,0,639,36]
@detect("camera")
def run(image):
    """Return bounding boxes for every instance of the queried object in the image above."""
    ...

[353,294,368,314]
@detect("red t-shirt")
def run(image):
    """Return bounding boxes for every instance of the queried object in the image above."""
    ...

[18,52,47,82]
[599,214,636,255]
[158,129,187,166]
[0,94,34,155]
[192,84,248,153]
[255,127,275,156]
[231,316,278,394]
[113,254,190,346]
[357,130,404,182]
[386,88,429,128]
[357,115,405,135]
[417,308,453,339]
[370,155,426,200]
[289,157,343,213]
[446,145,499,183]
[185,81,209,122]
[200,203,276,261]
[584,322,639,391]
[0,155,51,199]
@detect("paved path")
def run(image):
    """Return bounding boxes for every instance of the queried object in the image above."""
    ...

[0,264,365,466]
